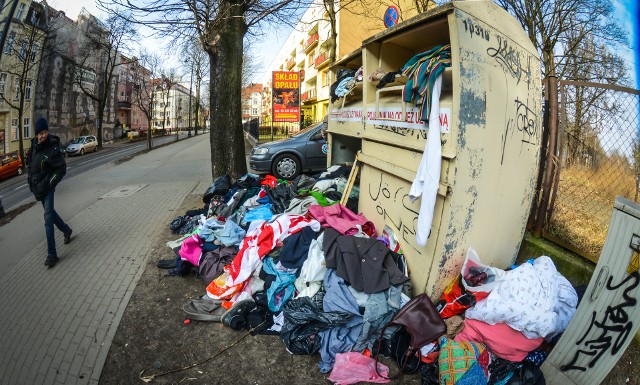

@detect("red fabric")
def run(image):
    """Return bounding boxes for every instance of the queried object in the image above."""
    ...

[455,319,543,362]
[261,175,278,188]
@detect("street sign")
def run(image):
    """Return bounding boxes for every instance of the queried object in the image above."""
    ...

[384,6,399,28]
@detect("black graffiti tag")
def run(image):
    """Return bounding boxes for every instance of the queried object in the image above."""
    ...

[561,271,639,372]
[462,17,490,41]
[487,35,530,84]
[368,171,420,250]
[500,97,539,164]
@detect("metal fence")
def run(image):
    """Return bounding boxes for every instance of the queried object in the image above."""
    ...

[243,118,322,143]
[543,80,639,261]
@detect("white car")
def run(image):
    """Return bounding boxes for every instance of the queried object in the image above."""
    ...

[65,135,98,156]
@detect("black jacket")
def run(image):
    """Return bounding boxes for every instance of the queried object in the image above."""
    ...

[27,134,66,201]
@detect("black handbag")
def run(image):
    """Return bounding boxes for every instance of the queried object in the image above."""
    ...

[375,293,446,378]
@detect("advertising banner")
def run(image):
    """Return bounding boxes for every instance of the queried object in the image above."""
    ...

[272,71,300,122]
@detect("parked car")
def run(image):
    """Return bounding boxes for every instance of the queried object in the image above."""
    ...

[0,151,23,181]
[249,121,328,180]
[65,135,97,156]
[59,140,73,158]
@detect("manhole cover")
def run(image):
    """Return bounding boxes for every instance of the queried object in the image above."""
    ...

[101,184,148,198]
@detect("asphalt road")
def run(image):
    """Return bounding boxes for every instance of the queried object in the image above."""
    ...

[0,134,186,212]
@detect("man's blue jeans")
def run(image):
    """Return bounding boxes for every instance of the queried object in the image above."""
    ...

[41,189,71,257]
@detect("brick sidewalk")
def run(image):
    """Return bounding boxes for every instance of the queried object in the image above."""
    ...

[0,137,213,385]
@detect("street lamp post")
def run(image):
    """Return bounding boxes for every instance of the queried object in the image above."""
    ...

[186,59,193,138]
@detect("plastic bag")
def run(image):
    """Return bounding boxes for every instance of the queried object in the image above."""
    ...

[328,352,391,385]
[461,248,505,297]
[435,276,480,318]
[203,174,232,203]
[280,297,352,355]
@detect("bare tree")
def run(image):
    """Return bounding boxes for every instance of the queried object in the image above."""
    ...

[0,1,49,164]
[98,0,308,180]
[72,11,137,148]
[155,70,179,140]
[181,39,209,136]
[131,50,160,149]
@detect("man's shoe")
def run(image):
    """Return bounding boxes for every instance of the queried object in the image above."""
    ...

[44,255,59,267]
[221,299,256,330]
[64,229,73,244]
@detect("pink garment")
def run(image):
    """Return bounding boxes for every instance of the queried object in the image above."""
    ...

[227,214,320,285]
[455,319,543,362]
[307,204,376,236]
[328,352,390,385]
[179,234,203,266]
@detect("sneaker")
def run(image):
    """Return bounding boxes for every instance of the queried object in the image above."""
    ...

[63,229,73,244]
[221,299,256,330]
[44,255,59,267]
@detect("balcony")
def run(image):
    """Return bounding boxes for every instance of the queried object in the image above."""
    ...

[302,33,319,53]
[314,51,329,68]
[286,57,295,70]
[118,100,132,109]
[301,88,317,103]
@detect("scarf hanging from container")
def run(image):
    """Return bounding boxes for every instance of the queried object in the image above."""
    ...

[401,44,451,122]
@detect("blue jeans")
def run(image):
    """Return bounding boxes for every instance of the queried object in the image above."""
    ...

[41,190,71,257]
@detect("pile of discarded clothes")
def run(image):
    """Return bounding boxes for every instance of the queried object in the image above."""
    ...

[162,169,577,385]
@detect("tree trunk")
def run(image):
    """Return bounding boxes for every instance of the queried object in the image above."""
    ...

[208,1,248,181]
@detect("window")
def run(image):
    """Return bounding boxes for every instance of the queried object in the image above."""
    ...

[30,44,38,63]
[321,71,328,87]
[19,40,27,60]
[0,73,6,98]
[13,77,20,100]
[25,79,32,100]
[11,119,18,140]
[16,3,26,20]
[23,117,30,138]
[5,32,15,54]
[252,108,258,115]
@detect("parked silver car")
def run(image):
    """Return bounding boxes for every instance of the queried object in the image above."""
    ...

[65,135,98,156]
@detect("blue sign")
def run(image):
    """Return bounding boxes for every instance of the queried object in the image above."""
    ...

[384,6,399,28]
[322,143,329,154]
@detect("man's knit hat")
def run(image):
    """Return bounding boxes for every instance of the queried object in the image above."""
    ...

[35,117,49,135]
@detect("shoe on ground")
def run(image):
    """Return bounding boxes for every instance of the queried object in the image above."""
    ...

[44,255,59,268]
[157,259,177,269]
[64,229,73,244]
[221,299,256,330]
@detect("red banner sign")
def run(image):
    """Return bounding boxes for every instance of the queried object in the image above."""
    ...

[272,71,300,122]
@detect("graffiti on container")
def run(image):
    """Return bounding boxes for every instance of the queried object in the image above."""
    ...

[560,271,639,372]
[487,35,531,85]
[375,124,428,140]
[462,17,490,41]
[368,171,420,251]
[500,97,539,164]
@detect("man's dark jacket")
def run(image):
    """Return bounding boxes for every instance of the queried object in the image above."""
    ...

[27,134,66,201]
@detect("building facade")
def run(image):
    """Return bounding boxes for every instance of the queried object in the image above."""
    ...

[263,0,418,125]
[34,7,118,145]
[116,55,150,132]
[0,0,46,154]
[151,79,193,132]
[241,83,263,123]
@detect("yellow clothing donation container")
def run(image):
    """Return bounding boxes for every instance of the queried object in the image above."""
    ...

[328,0,542,297]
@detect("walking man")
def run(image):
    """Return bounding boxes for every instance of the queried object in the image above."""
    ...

[27,117,73,267]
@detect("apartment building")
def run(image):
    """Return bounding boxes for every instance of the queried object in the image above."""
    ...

[151,79,193,132]
[242,83,263,123]
[0,0,46,154]
[263,0,418,125]
[116,55,150,132]
[35,7,118,144]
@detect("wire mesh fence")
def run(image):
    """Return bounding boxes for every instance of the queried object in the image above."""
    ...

[545,81,639,260]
